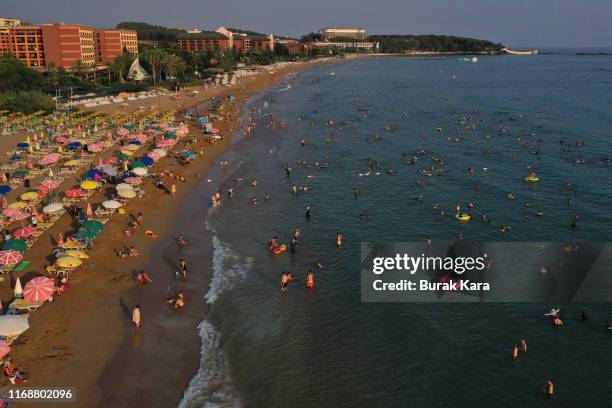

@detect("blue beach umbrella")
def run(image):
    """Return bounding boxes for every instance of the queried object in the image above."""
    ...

[86,169,103,181]
[16,142,29,149]
[68,141,82,149]
[0,185,11,195]
[128,140,142,145]
[181,151,197,159]
[141,157,154,166]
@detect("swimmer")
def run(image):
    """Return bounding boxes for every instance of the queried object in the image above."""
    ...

[544,380,554,397]
[521,339,527,352]
[305,206,311,219]
[306,271,314,288]
[336,232,343,247]
[554,317,564,327]
[512,344,519,359]
[176,234,187,246]
[545,308,560,318]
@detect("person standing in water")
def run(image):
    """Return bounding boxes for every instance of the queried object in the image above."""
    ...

[512,344,519,359]
[521,339,528,352]
[544,379,554,397]
[336,232,343,247]
[305,206,311,219]
[306,271,314,288]
[179,259,188,278]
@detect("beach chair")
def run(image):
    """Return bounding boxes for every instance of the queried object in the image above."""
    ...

[8,299,45,313]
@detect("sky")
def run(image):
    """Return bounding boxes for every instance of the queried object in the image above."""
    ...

[1,0,611,47]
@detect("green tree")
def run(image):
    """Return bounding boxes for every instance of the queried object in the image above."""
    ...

[141,47,166,84]
[0,55,46,92]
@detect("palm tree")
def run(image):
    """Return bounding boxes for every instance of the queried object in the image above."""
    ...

[142,48,165,84]
[72,60,87,81]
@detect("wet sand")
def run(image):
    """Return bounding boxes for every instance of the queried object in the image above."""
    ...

[2,59,334,407]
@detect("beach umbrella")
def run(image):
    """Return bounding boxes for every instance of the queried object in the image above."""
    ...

[123,177,140,184]
[7,202,28,211]
[2,208,28,219]
[152,149,167,158]
[30,185,49,196]
[102,200,122,209]
[55,256,82,268]
[14,278,22,297]
[115,183,133,191]
[80,180,99,190]
[55,136,66,143]
[65,189,85,198]
[23,276,55,303]
[147,152,160,162]
[82,219,103,231]
[10,170,28,179]
[74,229,97,240]
[68,141,82,149]
[116,128,129,137]
[118,189,136,199]
[164,133,177,140]
[156,139,175,148]
[86,169,103,181]
[63,250,89,259]
[43,202,64,214]
[19,191,39,201]
[124,144,140,151]
[0,315,29,338]
[141,157,154,167]
[87,143,102,153]
[0,340,11,359]
[132,167,147,176]
[2,239,26,253]
[41,178,60,190]
[117,153,129,161]
[13,227,37,238]
[182,151,197,159]
[101,165,117,176]
[0,185,11,195]
[64,159,81,167]
[16,142,29,149]
[130,160,145,169]
[38,153,60,166]
[0,250,23,265]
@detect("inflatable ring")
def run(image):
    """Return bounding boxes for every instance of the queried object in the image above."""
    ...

[145,230,158,238]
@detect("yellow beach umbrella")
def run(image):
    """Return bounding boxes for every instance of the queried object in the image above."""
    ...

[80,180,99,190]
[124,144,139,151]
[120,149,133,157]
[8,201,28,209]
[64,159,81,167]
[19,191,39,201]
[63,250,89,259]
[55,256,82,268]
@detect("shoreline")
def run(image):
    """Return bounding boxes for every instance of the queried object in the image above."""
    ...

[6,58,335,407]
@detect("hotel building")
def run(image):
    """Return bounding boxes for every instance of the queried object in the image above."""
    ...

[0,20,137,69]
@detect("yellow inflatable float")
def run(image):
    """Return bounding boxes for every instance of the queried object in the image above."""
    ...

[455,213,471,222]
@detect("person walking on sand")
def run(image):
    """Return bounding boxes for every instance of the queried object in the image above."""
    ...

[171,183,177,197]
[132,305,141,328]
[136,271,152,289]
[180,259,188,278]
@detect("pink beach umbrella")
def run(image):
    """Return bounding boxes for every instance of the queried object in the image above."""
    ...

[13,226,38,238]
[88,143,102,153]
[147,152,161,162]
[0,250,23,265]
[116,128,129,137]
[124,177,141,184]
[156,139,175,148]
[40,178,60,190]
[65,189,85,198]
[55,136,66,143]
[23,276,55,302]
[2,208,29,220]
[0,340,11,359]
[38,153,60,166]
[31,185,49,196]
[57,233,65,248]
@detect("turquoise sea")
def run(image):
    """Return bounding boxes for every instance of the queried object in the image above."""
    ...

[180,50,612,408]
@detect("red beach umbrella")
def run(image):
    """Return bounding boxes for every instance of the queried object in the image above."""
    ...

[13,226,37,237]
[65,189,85,198]
[23,276,55,302]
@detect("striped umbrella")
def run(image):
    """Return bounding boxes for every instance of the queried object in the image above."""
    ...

[41,178,60,190]
[13,227,37,238]
[65,189,85,198]
[0,250,23,265]
[23,276,55,302]
[2,208,29,220]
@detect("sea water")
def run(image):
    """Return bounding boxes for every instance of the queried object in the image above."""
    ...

[181,52,612,408]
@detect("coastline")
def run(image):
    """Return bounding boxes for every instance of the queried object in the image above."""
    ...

[5,58,334,407]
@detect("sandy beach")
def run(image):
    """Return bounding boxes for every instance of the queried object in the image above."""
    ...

[0,58,332,407]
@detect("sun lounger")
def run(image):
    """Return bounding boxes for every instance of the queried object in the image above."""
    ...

[9,299,45,312]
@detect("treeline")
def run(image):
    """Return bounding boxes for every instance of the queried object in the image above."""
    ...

[368,35,503,53]
[116,22,185,42]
